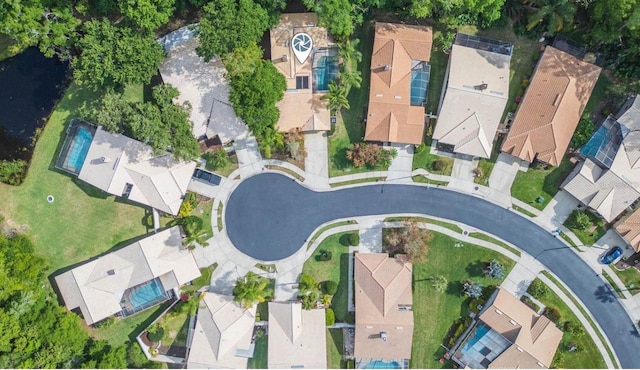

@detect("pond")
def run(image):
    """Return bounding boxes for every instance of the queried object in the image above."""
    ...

[0,47,69,161]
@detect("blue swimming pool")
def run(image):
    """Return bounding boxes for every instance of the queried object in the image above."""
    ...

[410,64,430,106]
[65,127,93,171]
[313,55,339,91]
[363,360,401,369]
[461,323,490,353]
[129,279,167,310]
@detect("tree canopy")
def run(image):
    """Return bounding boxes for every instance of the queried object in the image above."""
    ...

[72,20,165,90]
[119,0,176,30]
[233,272,273,309]
[196,0,270,61]
[229,60,286,142]
[84,84,199,161]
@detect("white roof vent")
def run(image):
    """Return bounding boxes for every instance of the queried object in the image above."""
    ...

[282,54,288,62]
[101,156,111,163]
[380,332,387,342]
[384,64,391,71]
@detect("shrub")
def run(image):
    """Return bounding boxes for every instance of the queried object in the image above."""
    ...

[325,308,335,326]
[348,233,360,246]
[298,273,319,292]
[572,211,592,231]
[443,316,472,347]
[468,298,483,314]
[301,290,319,310]
[178,200,193,218]
[544,307,562,324]
[432,159,446,172]
[463,281,483,299]
[484,260,505,279]
[0,159,27,185]
[528,279,548,297]
[564,321,584,335]
[472,167,483,178]
[415,142,427,154]
[96,316,116,328]
[146,325,165,342]
[315,249,332,261]
[323,280,338,295]
[378,148,397,168]
[346,312,355,324]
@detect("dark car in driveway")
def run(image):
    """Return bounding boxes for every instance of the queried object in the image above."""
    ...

[601,246,624,265]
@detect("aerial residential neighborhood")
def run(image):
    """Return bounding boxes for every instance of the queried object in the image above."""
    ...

[1,0,640,369]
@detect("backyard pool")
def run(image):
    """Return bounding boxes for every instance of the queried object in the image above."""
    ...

[121,278,169,316]
[363,360,401,369]
[65,128,93,171]
[313,53,339,92]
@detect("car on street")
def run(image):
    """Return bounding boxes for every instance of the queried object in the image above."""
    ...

[601,246,624,265]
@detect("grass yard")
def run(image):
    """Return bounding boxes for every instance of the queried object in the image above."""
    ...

[302,233,351,322]
[511,156,575,210]
[474,136,504,185]
[412,138,454,176]
[193,198,214,239]
[205,153,239,178]
[384,216,463,234]
[158,303,190,349]
[467,232,521,257]
[613,267,640,294]
[307,220,358,249]
[183,264,217,294]
[327,22,373,177]
[563,210,606,246]
[527,278,607,368]
[411,231,515,368]
[412,175,449,186]
[327,329,346,369]
[248,335,268,369]
[425,46,448,114]
[0,83,148,274]
[89,301,172,345]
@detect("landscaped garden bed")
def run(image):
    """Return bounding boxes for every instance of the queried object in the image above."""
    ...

[563,210,606,246]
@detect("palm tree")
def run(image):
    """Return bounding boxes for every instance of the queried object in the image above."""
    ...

[525,0,576,33]
[321,81,350,111]
[339,38,362,66]
[183,221,209,251]
[340,69,362,93]
[429,275,448,293]
[233,271,272,309]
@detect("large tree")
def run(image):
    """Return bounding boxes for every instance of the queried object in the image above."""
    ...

[85,84,199,161]
[72,20,165,90]
[229,60,286,141]
[304,0,358,40]
[384,221,432,263]
[196,0,270,61]
[119,0,176,30]
[0,0,81,60]
[525,0,576,33]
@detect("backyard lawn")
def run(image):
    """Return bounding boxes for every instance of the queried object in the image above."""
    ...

[0,82,148,273]
[248,335,268,369]
[527,278,607,368]
[327,22,373,177]
[327,329,346,369]
[511,157,575,210]
[410,231,515,368]
[302,232,354,322]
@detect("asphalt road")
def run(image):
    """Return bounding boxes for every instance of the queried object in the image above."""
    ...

[226,173,640,368]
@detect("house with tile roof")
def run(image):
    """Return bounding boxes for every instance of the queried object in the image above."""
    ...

[270,13,338,132]
[354,253,413,369]
[267,302,327,368]
[433,33,512,158]
[65,124,196,216]
[501,46,601,166]
[452,288,562,369]
[55,226,201,325]
[158,25,248,143]
[364,22,432,145]
[186,293,257,369]
[562,96,640,222]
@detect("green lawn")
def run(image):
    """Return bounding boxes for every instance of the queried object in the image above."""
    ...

[563,210,606,246]
[183,264,217,293]
[89,301,173,345]
[205,153,239,178]
[327,329,346,369]
[159,303,191,349]
[248,335,268,369]
[384,216,463,234]
[327,22,373,177]
[302,233,351,322]
[527,278,607,368]
[411,231,515,368]
[307,221,357,249]
[613,267,640,294]
[412,175,449,186]
[467,232,521,257]
[511,157,575,210]
[425,47,448,114]
[0,83,148,273]
[194,198,214,239]
[412,139,454,176]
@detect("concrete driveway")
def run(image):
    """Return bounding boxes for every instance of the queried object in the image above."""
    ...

[386,143,413,182]
[304,131,329,188]
[488,153,523,195]
[541,190,580,224]
[226,173,640,367]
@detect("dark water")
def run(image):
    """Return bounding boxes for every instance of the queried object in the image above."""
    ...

[0,47,69,160]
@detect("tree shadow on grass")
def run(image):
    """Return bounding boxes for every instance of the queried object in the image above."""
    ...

[446,280,464,296]
[465,260,485,278]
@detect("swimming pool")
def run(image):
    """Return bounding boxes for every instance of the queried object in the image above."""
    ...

[313,55,339,91]
[65,127,93,172]
[461,323,490,353]
[363,360,401,369]
[128,279,167,310]
[410,64,430,106]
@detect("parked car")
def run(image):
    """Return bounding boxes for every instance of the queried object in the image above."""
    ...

[600,246,624,265]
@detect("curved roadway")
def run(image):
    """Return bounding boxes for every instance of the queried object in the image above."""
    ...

[226,173,639,368]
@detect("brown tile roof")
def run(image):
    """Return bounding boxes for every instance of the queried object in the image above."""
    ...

[364,22,432,145]
[480,289,563,368]
[501,46,601,166]
[354,253,413,360]
[617,208,640,252]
